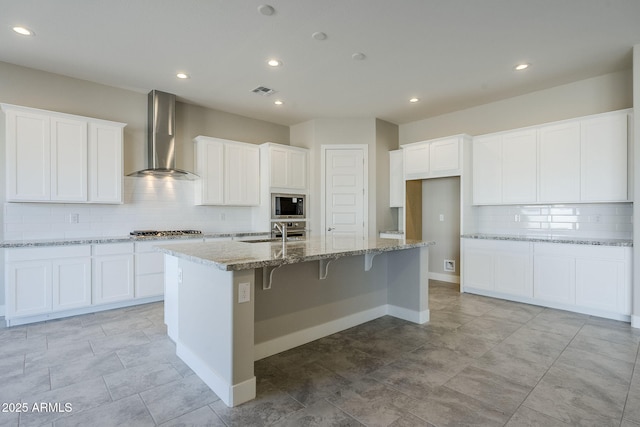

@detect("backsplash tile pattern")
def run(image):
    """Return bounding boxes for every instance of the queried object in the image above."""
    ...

[3,177,256,240]
[475,203,633,239]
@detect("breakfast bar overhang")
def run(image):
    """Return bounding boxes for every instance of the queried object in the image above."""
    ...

[157,237,433,407]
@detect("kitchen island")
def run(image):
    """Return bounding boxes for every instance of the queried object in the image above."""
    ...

[157,236,433,407]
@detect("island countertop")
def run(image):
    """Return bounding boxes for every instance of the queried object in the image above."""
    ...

[156,237,434,271]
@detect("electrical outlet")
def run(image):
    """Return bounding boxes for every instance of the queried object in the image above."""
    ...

[219,213,226,221]
[444,259,455,272]
[439,214,444,222]
[177,267,183,284]
[68,213,79,224]
[238,282,250,303]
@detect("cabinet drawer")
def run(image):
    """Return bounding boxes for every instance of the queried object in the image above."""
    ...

[136,251,165,275]
[7,245,90,262]
[134,239,180,253]
[93,242,134,256]
[534,242,625,259]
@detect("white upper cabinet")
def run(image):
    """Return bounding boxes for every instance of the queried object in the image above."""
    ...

[472,109,630,205]
[472,135,502,205]
[403,142,430,179]
[262,143,308,191]
[580,112,628,202]
[2,104,125,204]
[502,129,537,204]
[402,135,465,180]
[389,150,404,207]
[89,122,123,203]
[194,136,260,206]
[538,121,581,203]
[429,137,460,177]
[473,129,536,205]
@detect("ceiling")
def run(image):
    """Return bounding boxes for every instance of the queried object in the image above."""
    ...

[1,0,640,126]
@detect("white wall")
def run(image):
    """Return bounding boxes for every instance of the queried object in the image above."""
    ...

[400,69,632,143]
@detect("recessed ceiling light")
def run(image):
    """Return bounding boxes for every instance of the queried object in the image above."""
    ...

[258,4,275,16]
[267,59,281,67]
[352,52,366,61]
[312,32,327,41]
[176,72,190,79]
[514,63,530,71]
[409,97,420,103]
[274,100,284,105]
[12,26,35,36]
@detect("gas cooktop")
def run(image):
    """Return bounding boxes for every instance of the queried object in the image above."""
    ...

[130,230,202,237]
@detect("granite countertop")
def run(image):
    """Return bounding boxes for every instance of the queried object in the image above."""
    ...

[0,231,271,248]
[461,233,633,247]
[156,237,435,271]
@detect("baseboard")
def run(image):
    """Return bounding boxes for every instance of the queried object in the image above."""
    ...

[0,304,5,318]
[254,305,387,361]
[387,304,429,324]
[177,341,256,407]
[464,286,631,323]
[4,296,164,327]
[632,315,640,329]
[429,272,460,284]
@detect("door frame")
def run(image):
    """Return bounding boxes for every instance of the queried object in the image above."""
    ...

[320,144,369,238]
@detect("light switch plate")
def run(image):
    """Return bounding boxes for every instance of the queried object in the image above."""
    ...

[238,282,250,303]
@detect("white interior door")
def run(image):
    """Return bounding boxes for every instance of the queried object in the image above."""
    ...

[323,146,367,244]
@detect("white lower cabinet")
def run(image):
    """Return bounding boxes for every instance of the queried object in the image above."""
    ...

[135,239,177,298]
[6,246,91,318]
[92,243,134,305]
[463,239,631,319]
[462,239,532,297]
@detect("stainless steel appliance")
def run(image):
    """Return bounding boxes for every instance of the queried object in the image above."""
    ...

[271,193,305,219]
[130,230,202,237]
[271,222,306,239]
[127,90,198,180]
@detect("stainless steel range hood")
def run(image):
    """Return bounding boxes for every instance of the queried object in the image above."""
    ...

[128,90,198,180]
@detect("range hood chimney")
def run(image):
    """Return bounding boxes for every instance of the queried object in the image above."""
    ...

[128,90,198,180]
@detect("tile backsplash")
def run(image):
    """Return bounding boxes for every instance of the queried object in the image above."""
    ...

[475,203,633,239]
[3,177,257,240]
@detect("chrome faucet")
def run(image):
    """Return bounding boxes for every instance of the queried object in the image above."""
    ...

[273,222,288,243]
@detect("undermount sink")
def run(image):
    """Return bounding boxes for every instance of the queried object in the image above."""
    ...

[240,237,305,243]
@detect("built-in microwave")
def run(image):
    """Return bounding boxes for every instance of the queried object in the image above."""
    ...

[271,193,305,219]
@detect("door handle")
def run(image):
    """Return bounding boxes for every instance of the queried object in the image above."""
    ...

[327,227,334,231]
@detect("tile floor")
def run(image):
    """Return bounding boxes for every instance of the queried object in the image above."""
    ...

[0,281,639,426]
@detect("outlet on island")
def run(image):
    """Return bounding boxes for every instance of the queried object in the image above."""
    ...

[238,282,251,303]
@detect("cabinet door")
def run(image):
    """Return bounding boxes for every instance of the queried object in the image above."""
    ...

[580,113,628,202]
[5,110,51,201]
[472,135,501,205]
[50,117,87,201]
[225,143,259,205]
[403,143,430,179]
[89,122,123,203]
[538,121,580,203]
[462,242,494,291]
[533,252,575,305]
[429,138,460,177]
[269,146,288,188]
[6,261,52,317]
[195,139,224,205]
[92,254,134,304]
[389,150,404,207]
[287,149,307,190]
[494,243,533,297]
[52,258,91,310]
[502,129,537,204]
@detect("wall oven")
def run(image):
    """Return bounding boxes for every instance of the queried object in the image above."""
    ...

[271,193,305,219]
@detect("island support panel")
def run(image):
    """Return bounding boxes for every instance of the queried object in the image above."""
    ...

[165,244,429,407]
[175,259,256,407]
